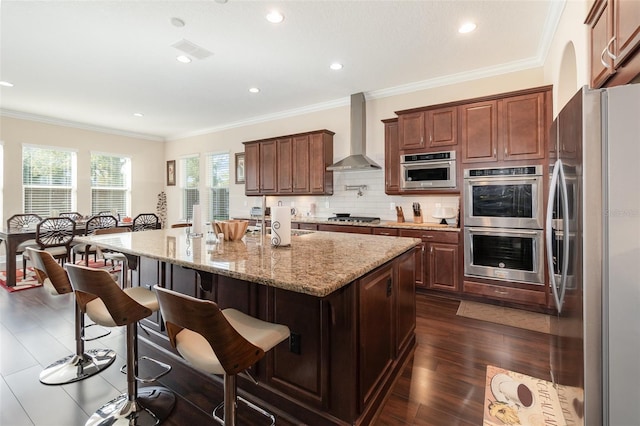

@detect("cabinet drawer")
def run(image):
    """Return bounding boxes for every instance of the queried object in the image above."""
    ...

[297,222,318,230]
[372,228,399,236]
[398,229,459,244]
[463,280,546,305]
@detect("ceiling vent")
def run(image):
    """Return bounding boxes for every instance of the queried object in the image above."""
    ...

[171,39,213,60]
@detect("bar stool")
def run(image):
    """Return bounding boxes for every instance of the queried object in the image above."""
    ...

[26,248,116,385]
[66,264,175,426]
[154,285,290,426]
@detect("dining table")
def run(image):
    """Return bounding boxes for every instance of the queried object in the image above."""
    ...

[0,220,133,288]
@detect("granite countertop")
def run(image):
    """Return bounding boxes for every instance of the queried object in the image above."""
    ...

[75,229,421,298]
[238,216,460,232]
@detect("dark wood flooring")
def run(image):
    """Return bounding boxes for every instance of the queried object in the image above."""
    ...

[0,285,552,425]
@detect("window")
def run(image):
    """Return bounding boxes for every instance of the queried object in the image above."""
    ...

[206,152,230,221]
[23,145,76,216]
[91,153,131,217]
[181,155,200,220]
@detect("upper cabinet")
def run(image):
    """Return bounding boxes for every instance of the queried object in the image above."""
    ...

[383,118,401,194]
[461,88,550,164]
[243,130,334,196]
[587,0,640,88]
[398,106,457,151]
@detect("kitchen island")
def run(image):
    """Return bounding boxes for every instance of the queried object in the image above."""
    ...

[75,228,420,425]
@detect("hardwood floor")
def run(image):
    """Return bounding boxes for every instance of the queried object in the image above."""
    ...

[0,285,552,425]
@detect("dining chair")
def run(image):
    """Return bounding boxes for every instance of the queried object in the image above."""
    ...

[132,213,160,231]
[6,213,42,278]
[33,217,76,265]
[72,214,118,264]
[59,212,83,221]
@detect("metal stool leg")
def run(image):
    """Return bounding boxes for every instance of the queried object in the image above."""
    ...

[85,322,175,426]
[39,301,116,385]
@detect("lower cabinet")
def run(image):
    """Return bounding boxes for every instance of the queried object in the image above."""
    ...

[317,224,373,234]
[398,229,460,292]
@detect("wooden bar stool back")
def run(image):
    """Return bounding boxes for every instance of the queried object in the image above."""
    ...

[26,248,116,385]
[66,264,175,426]
[154,285,290,426]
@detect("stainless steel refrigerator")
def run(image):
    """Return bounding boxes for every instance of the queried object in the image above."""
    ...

[547,83,640,426]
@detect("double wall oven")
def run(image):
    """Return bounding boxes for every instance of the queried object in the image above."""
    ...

[463,165,545,285]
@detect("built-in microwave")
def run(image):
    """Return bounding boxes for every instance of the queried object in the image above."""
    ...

[463,165,544,229]
[401,151,456,190]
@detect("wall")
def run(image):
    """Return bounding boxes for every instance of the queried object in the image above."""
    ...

[543,0,591,114]
[166,67,547,226]
[0,116,165,223]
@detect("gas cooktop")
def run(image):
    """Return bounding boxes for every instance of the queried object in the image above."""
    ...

[328,216,380,224]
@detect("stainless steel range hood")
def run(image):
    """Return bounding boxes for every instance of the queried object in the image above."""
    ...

[327,93,382,171]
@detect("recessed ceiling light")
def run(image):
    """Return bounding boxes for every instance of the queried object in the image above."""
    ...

[458,22,477,34]
[266,11,284,24]
[249,87,260,93]
[0,81,14,87]
[176,55,192,63]
[133,112,144,117]
[171,17,185,27]
[330,63,343,71]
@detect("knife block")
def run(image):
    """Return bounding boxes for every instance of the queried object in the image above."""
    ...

[396,211,405,223]
[413,214,423,224]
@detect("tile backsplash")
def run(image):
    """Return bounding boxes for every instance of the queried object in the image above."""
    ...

[231,170,460,226]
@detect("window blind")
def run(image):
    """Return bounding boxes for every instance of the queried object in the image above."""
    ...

[23,146,76,217]
[206,152,230,221]
[181,155,200,220]
[90,153,131,217]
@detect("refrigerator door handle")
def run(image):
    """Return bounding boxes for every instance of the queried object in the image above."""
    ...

[546,159,562,312]
[558,163,570,309]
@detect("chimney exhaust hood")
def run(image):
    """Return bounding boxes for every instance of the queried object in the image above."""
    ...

[326,93,382,171]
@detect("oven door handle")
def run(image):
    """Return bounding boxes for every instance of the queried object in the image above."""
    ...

[546,160,562,312]
[402,160,454,168]
[466,227,540,236]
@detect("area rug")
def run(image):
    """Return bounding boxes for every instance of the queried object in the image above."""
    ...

[457,300,551,334]
[0,259,121,293]
[483,365,584,426]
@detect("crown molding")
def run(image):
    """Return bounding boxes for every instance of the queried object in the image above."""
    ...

[0,109,165,142]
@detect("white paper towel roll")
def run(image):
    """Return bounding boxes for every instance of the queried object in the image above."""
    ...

[270,206,291,247]
[192,204,202,236]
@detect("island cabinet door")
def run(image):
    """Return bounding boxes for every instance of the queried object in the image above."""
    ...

[395,248,416,355]
[358,263,394,410]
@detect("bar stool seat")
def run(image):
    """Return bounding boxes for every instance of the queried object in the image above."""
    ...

[154,286,290,426]
[67,264,175,426]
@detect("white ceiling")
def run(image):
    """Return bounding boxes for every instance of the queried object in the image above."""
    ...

[0,0,564,141]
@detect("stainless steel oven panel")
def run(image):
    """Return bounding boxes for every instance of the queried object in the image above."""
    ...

[464,227,545,285]
[401,160,456,189]
[463,174,544,229]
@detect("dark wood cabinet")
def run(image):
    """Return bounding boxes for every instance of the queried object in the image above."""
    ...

[292,135,309,193]
[383,119,401,194]
[318,224,373,234]
[244,140,277,194]
[244,142,261,195]
[460,100,498,163]
[397,106,457,151]
[309,131,334,194]
[372,227,399,236]
[499,91,547,162]
[243,130,334,196]
[462,88,550,164]
[358,264,394,409]
[398,229,459,292]
[277,137,293,193]
[587,0,640,88]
